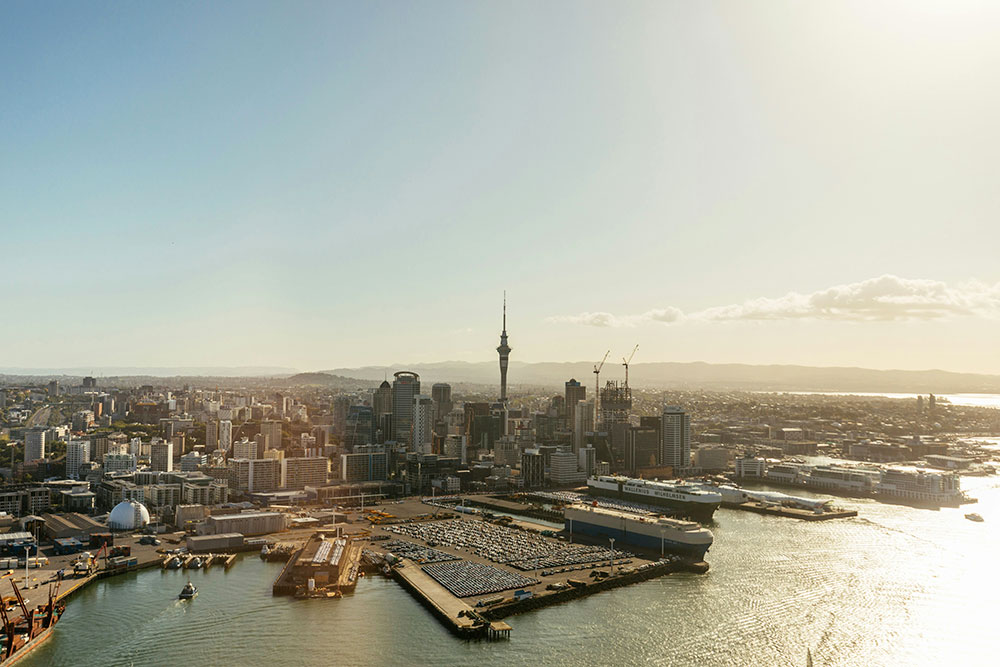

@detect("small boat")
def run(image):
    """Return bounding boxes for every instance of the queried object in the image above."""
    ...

[166,557,182,570]
[189,557,203,569]
[965,513,984,522]
[178,582,198,600]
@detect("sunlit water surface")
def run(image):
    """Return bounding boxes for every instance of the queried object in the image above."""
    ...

[25,478,1000,666]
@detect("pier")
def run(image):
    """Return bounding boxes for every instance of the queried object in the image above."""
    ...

[729,502,858,521]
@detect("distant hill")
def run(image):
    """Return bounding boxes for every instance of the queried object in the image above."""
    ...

[325,361,1000,393]
[280,372,380,389]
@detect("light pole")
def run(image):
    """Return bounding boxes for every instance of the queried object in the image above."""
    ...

[609,537,615,576]
[660,528,664,559]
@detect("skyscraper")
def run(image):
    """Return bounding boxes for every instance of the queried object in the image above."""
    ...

[220,420,233,453]
[412,394,434,454]
[661,406,691,471]
[496,293,511,403]
[392,371,420,443]
[206,420,219,451]
[373,380,393,416]
[261,420,283,450]
[564,379,586,419]
[431,383,453,422]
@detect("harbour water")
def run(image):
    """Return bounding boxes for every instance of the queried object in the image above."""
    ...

[26,477,1000,666]
[764,391,1000,409]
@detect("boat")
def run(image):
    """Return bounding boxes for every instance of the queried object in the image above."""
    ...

[0,574,63,664]
[166,557,182,570]
[587,475,722,522]
[178,581,198,600]
[965,513,984,522]
[259,545,270,559]
[188,557,203,569]
[564,503,714,560]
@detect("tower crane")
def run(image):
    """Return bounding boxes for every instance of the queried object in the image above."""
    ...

[593,350,610,425]
[622,344,639,388]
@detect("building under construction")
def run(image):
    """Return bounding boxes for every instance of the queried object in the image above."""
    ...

[599,381,632,429]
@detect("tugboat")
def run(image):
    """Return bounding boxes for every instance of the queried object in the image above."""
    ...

[0,574,63,664]
[965,513,984,522]
[178,581,198,600]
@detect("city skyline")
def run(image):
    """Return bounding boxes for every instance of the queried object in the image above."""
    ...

[4,1,1000,373]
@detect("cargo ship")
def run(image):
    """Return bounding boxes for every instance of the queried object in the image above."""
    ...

[587,476,722,522]
[564,504,713,560]
[0,575,64,665]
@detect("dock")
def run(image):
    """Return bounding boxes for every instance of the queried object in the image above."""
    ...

[730,502,858,521]
[392,565,502,639]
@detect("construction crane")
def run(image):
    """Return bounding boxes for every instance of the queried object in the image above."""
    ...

[622,344,639,388]
[593,350,610,425]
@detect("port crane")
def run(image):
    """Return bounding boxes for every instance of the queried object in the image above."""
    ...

[622,344,639,388]
[593,350,610,425]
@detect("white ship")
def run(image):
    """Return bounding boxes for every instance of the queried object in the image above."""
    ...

[564,504,713,560]
[587,476,722,521]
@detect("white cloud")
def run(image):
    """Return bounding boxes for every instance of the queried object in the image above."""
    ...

[550,275,1000,327]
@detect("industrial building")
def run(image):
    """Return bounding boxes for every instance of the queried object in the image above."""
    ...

[201,511,285,536]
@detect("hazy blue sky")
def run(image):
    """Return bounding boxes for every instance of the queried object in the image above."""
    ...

[3,1,999,373]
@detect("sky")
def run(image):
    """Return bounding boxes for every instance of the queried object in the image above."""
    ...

[2,1,999,374]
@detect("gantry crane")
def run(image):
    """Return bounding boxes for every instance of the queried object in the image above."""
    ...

[622,344,639,388]
[593,350,610,425]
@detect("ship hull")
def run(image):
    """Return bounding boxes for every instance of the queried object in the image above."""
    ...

[2,623,56,666]
[587,484,720,522]
[564,510,711,560]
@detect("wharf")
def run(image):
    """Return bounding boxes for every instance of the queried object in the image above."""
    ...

[730,502,858,521]
[392,565,500,639]
[462,496,562,522]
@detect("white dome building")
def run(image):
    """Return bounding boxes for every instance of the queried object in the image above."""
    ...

[108,500,150,531]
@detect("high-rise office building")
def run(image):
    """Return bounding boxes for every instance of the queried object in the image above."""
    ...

[66,439,90,479]
[373,380,393,416]
[345,405,374,448]
[564,379,586,419]
[255,433,270,458]
[206,420,219,451]
[219,420,233,452]
[661,406,691,471]
[521,451,544,488]
[341,448,388,483]
[392,371,420,443]
[496,294,511,403]
[573,400,594,452]
[431,383,452,423]
[151,440,174,472]
[412,395,434,454]
[261,420,283,450]
[578,445,597,478]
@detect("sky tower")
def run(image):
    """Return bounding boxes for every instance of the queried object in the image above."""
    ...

[497,292,511,403]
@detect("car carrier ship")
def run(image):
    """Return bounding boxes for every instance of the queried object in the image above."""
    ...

[587,475,722,522]
[564,503,713,560]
